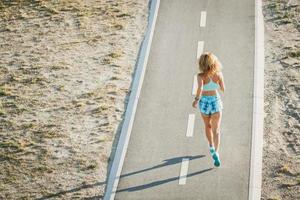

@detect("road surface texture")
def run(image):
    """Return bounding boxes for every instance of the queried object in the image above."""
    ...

[114,0,255,199]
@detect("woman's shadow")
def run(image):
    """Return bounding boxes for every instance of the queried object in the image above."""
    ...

[37,155,212,199]
[115,154,213,193]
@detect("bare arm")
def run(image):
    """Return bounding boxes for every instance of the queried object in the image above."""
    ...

[192,74,203,108]
[195,73,203,98]
[218,72,225,92]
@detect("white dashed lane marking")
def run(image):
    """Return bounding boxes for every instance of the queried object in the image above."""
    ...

[179,158,190,185]
[179,9,207,187]
[200,11,207,27]
[186,114,195,137]
[197,41,204,60]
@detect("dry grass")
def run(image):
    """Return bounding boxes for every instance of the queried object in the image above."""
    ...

[0,0,149,199]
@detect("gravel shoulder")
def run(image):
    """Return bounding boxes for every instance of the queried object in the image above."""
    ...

[261,0,300,199]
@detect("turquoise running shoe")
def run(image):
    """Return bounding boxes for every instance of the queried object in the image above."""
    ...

[212,152,221,167]
[209,146,215,156]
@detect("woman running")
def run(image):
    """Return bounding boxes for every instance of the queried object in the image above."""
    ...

[192,52,225,167]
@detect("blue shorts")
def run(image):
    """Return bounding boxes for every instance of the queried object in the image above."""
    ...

[198,95,223,115]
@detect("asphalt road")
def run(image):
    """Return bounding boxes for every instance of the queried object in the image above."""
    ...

[114,0,255,199]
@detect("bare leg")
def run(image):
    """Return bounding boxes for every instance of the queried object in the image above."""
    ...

[211,111,222,153]
[200,113,213,146]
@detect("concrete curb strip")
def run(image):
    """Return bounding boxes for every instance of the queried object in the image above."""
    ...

[248,0,265,199]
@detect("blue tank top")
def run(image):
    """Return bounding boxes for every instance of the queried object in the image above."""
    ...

[202,76,219,91]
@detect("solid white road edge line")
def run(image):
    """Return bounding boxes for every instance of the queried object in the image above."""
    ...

[179,158,190,185]
[248,0,264,200]
[103,1,160,200]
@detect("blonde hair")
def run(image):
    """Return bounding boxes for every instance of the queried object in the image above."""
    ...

[198,52,222,76]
